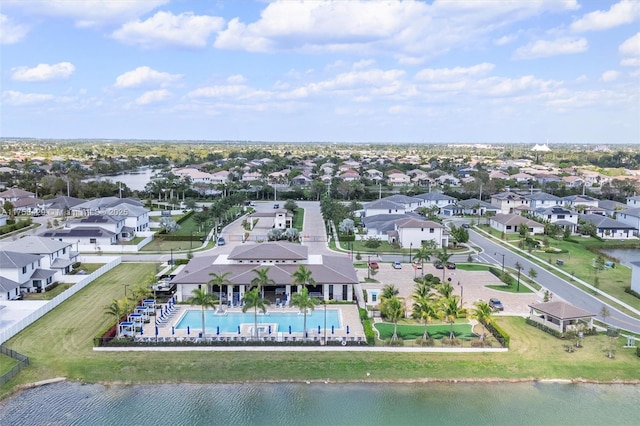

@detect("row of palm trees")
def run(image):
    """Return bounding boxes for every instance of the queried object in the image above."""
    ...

[190,265,322,340]
[412,243,454,283]
[105,273,157,330]
[378,278,495,344]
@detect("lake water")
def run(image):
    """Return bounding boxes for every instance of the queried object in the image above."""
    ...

[175,309,342,334]
[600,249,639,267]
[82,168,157,192]
[1,381,638,426]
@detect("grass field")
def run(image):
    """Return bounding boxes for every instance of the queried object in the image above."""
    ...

[2,263,640,396]
[374,323,476,340]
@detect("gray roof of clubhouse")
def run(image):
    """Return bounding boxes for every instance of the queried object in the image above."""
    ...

[380,194,422,204]
[228,241,307,261]
[172,256,357,288]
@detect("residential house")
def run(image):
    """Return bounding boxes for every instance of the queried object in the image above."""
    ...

[3,236,77,277]
[241,172,262,183]
[511,172,534,183]
[563,195,599,212]
[72,197,150,233]
[490,192,530,214]
[387,172,411,186]
[339,170,361,182]
[388,217,447,249]
[579,214,636,239]
[490,213,544,235]
[489,170,510,180]
[525,192,562,210]
[170,241,358,303]
[0,188,34,203]
[0,251,48,299]
[171,167,214,184]
[365,169,384,181]
[415,192,458,211]
[44,196,85,217]
[531,206,578,233]
[441,198,499,217]
[534,173,562,185]
[210,170,231,185]
[627,196,640,208]
[598,200,629,217]
[291,174,313,186]
[436,174,460,186]
[613,208,640,234]
[378,195,422,212]
[363,199,406,217]
[562,176,585,188]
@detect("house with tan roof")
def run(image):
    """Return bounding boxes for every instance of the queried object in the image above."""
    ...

[490,191,529,214]
[387,172,411,186]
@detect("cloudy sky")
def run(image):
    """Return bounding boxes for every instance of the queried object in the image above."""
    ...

[1,0,639,143]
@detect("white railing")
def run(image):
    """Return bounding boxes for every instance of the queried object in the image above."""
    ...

[0,256,122,345]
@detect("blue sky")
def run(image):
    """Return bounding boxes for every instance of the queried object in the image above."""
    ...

[1,0,639,144]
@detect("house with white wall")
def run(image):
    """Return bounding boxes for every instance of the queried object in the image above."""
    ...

[415,192,458,210]
[0,251,56,297]
[525,192,562,210]
[2,236,77,276]
[490,192,529,214]
[390,218,447,249]
[363,199,406,217]
[579,214,636,239]
[531,206,578,233]
[627,196,640,208]
[490,214,544,235]
[613,208,640,234]
[387,172,411,186]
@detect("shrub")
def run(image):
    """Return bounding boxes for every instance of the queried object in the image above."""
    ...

[624,287,640,300]
[384,337,404,346]
[415,336,435,347]
[637,346,640,358]
[441,337,461,346]
[485,321,510,347]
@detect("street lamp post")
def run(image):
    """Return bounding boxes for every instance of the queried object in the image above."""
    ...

[409,242,413,264]
[190,231,193,249]
[460,285,464,308]
[170,248,173,266]
[367,255,371,280]
[495,252,505,273]
[516,262,522,292]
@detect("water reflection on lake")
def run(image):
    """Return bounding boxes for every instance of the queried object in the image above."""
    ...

[600,249,639,267]
[82,167,157,192]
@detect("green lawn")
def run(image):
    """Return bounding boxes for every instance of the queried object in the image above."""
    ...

[293,207,304,231]
[456,264,491,271]
[3,264,640,396]
[375,323,476,340]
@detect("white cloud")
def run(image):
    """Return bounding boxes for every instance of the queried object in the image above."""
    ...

[601,70,619,82]
[0,14,29,44]
[214,0,579,62]
[571,0,640,32]
[2,90,54,105]
[114,66,182,89]
[227,74,246,84]
[135,89,170,105]
[2,0,169,27]
[187,85,271,101]
[513,37,587,59]
[619,32,640,67]
[415,63,495,81]
[11,62,75,82]
[112,11,224,49]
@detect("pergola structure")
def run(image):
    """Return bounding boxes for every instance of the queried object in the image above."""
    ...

[528,301,595,333]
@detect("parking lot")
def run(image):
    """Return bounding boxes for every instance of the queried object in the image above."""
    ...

[358,261,542,316]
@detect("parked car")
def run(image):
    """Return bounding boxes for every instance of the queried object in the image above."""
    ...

[273,203,280,209]
[413,260,422,269]
[368,260,379,269]
[217,237,226,246]
[249,201,256,206]
[434,262,444,269]
[446,262,456,269]
[392,261,402,269]
[462,223,470,229]
[489,298,504,311]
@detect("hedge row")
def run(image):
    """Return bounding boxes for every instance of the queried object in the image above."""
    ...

[176,210,194,225]
[525,318,563,338]
[484,320,510,347]
[359,308,376,345]
[156,235,201,242]
[0,219,32,235]
[624,287,640,300]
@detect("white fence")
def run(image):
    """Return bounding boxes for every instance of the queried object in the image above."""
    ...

[77,233,154,253]
[0,256,122,345]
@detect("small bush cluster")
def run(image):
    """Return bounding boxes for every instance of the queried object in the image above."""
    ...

[485,321,510,347]
[384,338,404,346]
[359,308,376,345]
[0,219,32,235]
[624,287,640,300]
[414,336,435,347]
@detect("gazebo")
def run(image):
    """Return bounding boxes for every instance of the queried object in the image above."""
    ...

[118,322,135,337]
[528,301,595,333]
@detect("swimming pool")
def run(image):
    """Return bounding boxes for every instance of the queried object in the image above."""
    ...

[175,309,342,334]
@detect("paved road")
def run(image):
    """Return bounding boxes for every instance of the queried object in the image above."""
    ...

[467,228,640,334]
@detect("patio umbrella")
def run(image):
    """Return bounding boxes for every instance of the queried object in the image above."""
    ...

[155,326,158,336]
[140,326,144,335]
[216,326,220,335]
[318,325,321,334]
[187,326,190,335]
[288,325,292,334]
[171,326,175,335]
[237,325,240,334]
[346,325,350,335]
[331,325,334,334]
[268,325,271,335]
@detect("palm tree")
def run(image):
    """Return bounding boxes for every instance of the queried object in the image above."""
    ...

[413,280,431,299]
[242,288,271,340]
[381,296,405,341]
[208,272,232,313]
[412,294,436,340]
[413,243,435,276]
[435,248,453,282]
[471,301,493,342]
[437,281,454,299]
[190,288,217,338]
[291,265,316,291]
[439,296,462,340]
[251,267,275,298]
[381,284,399,300]
[291,287,320,340]
[105,298,127,326]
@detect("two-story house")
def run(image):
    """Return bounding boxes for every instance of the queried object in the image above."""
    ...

[531,206,578,233]
[491,192,530,214]
[389,218,447,249]
[525,192,562,210]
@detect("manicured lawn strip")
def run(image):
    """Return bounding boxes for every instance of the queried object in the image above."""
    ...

[0,354,19,375]
[486,284,533,294]
[293,207,304,231]
[375,323,476,340]
[23,283,73,300]
[3,263,640,395]
[139,239,205,252]
[456,264,490,271]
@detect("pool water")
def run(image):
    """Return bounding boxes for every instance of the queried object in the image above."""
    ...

[175,309,342,334]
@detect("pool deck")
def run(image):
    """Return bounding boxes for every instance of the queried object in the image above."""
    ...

[143,303,364,343]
